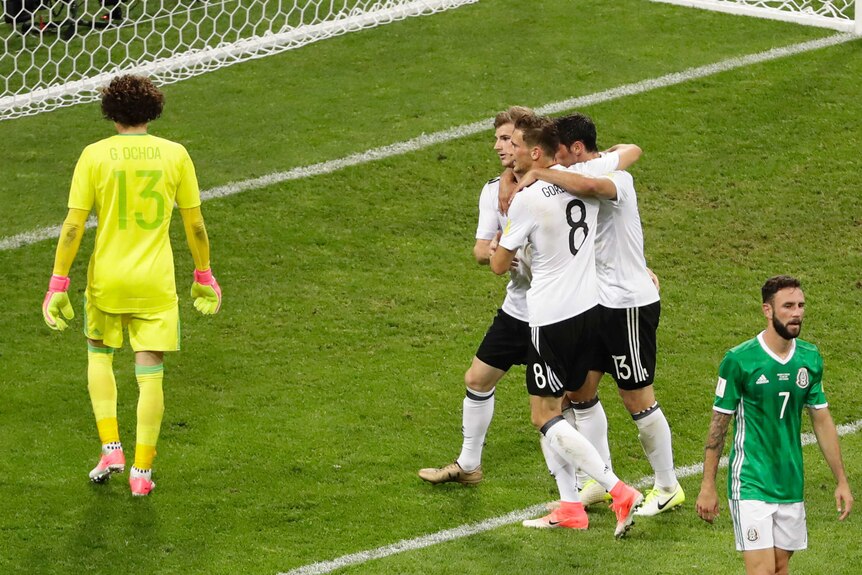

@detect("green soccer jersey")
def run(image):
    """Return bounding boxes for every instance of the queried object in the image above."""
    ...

[714,332,827,503]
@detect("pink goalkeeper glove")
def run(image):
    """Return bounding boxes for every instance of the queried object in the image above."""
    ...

[42,274,74,331]
[190,268,222,315]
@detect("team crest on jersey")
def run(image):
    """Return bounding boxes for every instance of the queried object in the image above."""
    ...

[796,368,810,389]
[747,528,759,542]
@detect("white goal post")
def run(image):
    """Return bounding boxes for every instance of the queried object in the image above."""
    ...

[0,0,477,121]
[652,0,860,33]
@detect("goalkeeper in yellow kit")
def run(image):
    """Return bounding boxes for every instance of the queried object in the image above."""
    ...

[41,75,222,496]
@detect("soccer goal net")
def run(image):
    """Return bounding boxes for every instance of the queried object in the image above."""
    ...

[652,0,859,32]
[0,0,476,121]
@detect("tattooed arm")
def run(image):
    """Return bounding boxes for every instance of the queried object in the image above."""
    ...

[696,410,732,523]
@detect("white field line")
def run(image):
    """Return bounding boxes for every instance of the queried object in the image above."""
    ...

[279,418,862,575]
[1,32,857,253]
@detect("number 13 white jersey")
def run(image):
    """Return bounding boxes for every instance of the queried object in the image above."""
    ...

[499,154,618,327]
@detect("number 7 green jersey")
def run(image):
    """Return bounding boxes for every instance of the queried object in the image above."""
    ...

[714,332,827,503]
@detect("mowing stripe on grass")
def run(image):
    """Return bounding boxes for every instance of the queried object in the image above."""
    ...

[1,32,856,253]
[279,418,862,575]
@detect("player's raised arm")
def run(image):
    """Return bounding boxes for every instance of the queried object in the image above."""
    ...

[696,410,732,523]
[604,144,642,170]
[42,207,90,331]
[180,206,222,315]
[809,406,854,520]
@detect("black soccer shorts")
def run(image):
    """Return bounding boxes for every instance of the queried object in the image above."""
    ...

[526,306,600,398]
[589,301,660,390]
[475,308,531,371]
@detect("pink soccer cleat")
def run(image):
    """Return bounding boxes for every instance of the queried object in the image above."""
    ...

[89,448,125,483]
[610,482,644,538]
[129,467,155,496]
[523,501,589,529]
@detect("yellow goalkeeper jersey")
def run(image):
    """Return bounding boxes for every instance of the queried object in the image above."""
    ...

[68,133,201,313]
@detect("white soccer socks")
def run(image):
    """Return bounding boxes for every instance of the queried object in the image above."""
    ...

[456,386,494,472]
[566,397,612,489]
[540,433,579,502]
[543,416,619,492]
[633,403,678,490]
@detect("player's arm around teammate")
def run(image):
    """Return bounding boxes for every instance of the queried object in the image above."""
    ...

[507,141,642,206]
[603,143,642,167]
[515,168,618,200]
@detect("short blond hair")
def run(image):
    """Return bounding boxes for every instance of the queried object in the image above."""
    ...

[494,105,534,129]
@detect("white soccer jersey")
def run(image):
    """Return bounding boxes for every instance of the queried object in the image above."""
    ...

[499,155,617,327]
[594,170,659,308]
[476,177,531,322]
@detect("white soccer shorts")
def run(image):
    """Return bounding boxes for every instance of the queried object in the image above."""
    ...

[730,499,807,552]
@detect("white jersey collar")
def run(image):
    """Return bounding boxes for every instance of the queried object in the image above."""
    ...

[757,331,796,365]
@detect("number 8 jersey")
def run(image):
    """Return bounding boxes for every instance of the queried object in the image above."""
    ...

[713,332,827,503]
[68,134,202,314]
[500,155,617,327]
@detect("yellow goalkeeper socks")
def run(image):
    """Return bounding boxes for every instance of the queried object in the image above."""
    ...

[134,363,165,470]
[87,344,119,444]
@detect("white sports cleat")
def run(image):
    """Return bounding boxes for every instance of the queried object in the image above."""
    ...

[89,447,125,483]
[579,479,612,507]
[634,483,685,516]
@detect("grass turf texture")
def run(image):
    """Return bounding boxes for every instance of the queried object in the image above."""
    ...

[1,0,861,573]
[0,0,832,235]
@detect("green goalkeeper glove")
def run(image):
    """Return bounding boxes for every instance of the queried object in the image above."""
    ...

[42,274,74,331]
[190,268,222,315]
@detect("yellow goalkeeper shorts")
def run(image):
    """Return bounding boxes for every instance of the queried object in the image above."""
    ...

[84,299,180,352]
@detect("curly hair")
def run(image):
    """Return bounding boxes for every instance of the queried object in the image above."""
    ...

[100,75,164,127]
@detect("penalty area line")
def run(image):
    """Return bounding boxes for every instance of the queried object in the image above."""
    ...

[0,32,856,253]
[279,418,862,575]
